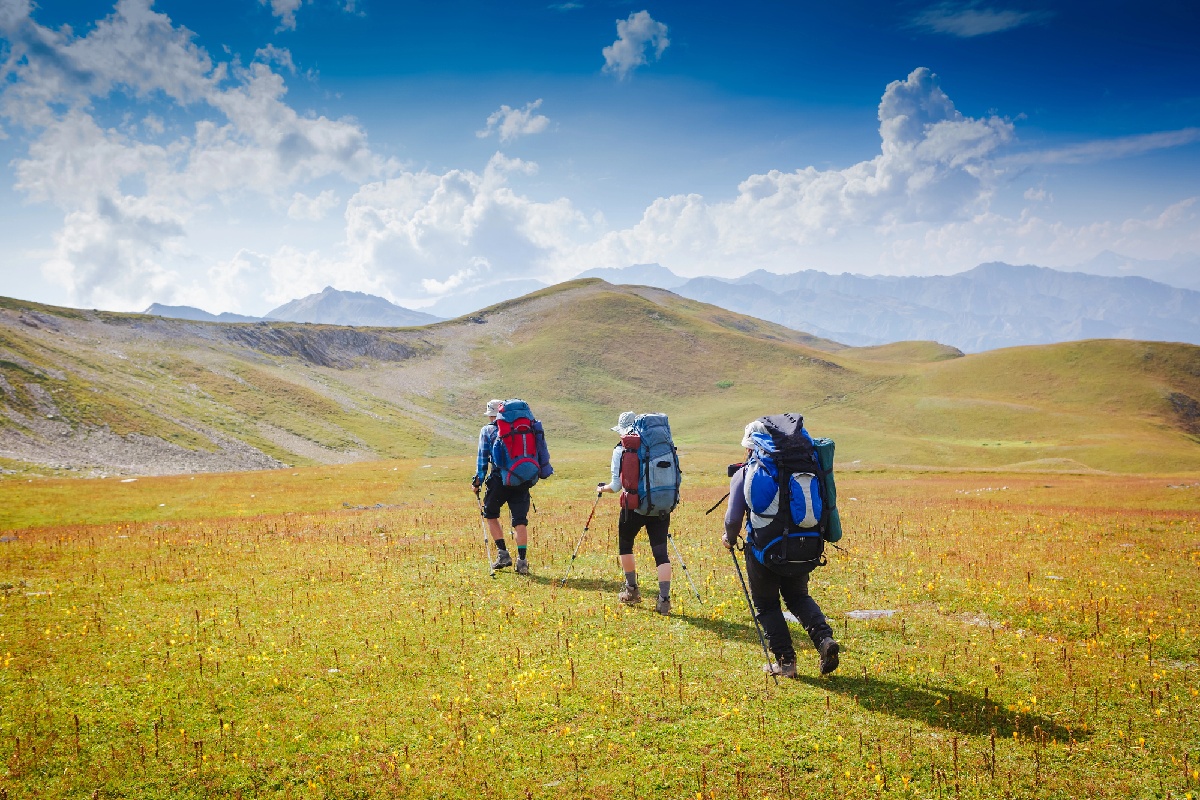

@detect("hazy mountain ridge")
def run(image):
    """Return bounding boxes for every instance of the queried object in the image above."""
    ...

[143,288,443,327]
[583,262,1200,352]
[1,282,1198,478]
[265,287,442,327]
[143,303,265,323]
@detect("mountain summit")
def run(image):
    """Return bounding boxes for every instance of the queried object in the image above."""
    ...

[266,287,441,327]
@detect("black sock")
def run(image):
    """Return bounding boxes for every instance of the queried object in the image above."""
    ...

[517,546,527,560]
[496,539,507,551]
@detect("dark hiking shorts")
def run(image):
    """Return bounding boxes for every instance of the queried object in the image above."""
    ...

[482,476,531,527]
[617,509,670,558]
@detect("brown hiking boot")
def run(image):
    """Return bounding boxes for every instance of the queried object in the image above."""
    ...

[618,584,642,604]
[818,637,840,675]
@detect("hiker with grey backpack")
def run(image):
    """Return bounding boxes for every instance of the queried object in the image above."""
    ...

[473,398,554,575]
[723,414,842,678]
[598,411,682,615]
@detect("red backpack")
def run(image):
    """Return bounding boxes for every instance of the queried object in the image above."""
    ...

[618,433,642,509]
[491,400,542,488]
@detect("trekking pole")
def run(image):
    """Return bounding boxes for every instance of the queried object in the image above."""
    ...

[729,540,778,685]
[559,489,603,588]
[667,533,702,603]
[704,492,730,515]
[474,488,497,579]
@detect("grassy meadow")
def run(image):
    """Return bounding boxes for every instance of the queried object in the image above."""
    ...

[2,450,1198,799]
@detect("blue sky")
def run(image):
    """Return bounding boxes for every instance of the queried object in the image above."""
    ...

[1,0,1197,314]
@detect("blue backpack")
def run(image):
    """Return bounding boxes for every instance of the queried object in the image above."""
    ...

[743,413,837,573]
[490,399,546,489]
[618,413,681,517]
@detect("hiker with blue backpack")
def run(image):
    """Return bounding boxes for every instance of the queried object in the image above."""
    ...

[473,398,554,575]
[598,411,682,615]
[723,414,841,678]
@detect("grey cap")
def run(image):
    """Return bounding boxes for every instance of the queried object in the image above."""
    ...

[611,410,636,433]
[485,399,503,417]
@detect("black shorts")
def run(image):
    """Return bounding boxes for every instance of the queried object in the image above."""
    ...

[482,475,531,527]
[617,509,669,555]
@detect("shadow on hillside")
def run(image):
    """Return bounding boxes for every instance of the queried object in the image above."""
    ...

[797,674,1086,742]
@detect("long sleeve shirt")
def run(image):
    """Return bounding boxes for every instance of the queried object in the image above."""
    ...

[602,445,622,492]
[723,466,748,540]
[475,423,498,483]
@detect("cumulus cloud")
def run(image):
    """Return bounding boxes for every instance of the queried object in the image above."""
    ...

[476,99,550,143]
[602,10,669,79]
[912,2,1052,37]
[328,152,592,306]
[562,67,1015,274]
[288,189,340,221]
[0,0,389,310]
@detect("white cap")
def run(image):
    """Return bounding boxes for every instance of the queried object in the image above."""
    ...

[485,399,503,417]
[740,419,767,448]
[611,410,636,433]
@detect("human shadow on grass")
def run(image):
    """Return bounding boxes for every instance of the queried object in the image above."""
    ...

[527,574,759,642]
[797,673,1086,742]
[524,574,618,593]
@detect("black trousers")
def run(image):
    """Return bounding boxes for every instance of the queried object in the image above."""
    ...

[745,554,833,662]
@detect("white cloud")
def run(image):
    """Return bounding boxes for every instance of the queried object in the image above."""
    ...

[602,10,669,79]
[912,2,1052,37]
[421,264,481,295]
[1004,128,1200,167]
[0,0,390,309]
[288,189,340,221]
[561,68,1015,274]
[255,44,296,74]
[477,99,550,143]
[260,0,304,32]
[331,152,591,305]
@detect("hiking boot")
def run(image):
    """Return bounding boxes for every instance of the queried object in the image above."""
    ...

[818,637,840,675]
[514,557,529,575]
[780,657,797,679]
[491,549,512,570]
[654,595,671,616]
[763,657,797,678]
[617,584,642,604]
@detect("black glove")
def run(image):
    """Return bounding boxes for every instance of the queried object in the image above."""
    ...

[471,475,482,490]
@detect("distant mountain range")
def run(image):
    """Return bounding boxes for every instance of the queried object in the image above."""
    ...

[144,287,441,328]
[142,257,1199,352]
[576,262,1200,352]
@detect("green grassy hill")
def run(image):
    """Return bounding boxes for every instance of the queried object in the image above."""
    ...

[1,282,1197,476]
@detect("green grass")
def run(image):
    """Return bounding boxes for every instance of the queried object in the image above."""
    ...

[1,453,1198,798]
[2,289,1199,476]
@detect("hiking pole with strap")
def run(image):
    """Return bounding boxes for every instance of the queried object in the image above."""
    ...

[704,492,730,515]
[559,489,603,588]
[474,487,497,579]
[667,533,702,603]
[730,538,778,685]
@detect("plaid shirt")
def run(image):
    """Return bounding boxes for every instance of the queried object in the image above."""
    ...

[475,423,498,482]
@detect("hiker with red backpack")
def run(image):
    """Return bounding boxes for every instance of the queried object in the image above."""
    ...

[723,415,840,678]
[473,398,554,575]
[598,411,682,615]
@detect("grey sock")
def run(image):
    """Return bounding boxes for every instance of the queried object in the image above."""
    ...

[624,571,637,589]
[659,580,671,599]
